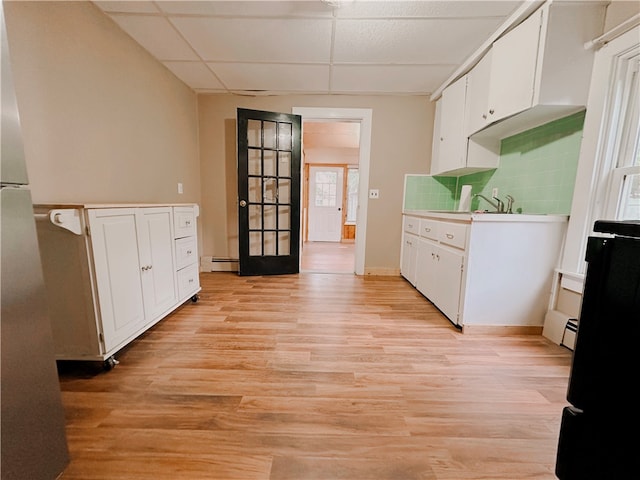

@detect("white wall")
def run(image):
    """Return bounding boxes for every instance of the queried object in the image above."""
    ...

[4,1,200,205]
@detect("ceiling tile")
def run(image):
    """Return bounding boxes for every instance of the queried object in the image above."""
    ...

[331,64,455,94]
[333,18,505,64]
[163,61,226,90]
[158,0,334,17]
[171,17,333,63]
[334,1,523,18]
[207,63,330,93]
[109,14,199,61]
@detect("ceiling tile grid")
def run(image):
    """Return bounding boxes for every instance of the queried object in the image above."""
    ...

[93,0,525,95]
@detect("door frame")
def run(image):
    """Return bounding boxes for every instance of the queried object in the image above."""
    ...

[292,107,372,276]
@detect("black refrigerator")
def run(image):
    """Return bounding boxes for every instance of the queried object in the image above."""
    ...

[1,2,69,478]
[555,220,640,479]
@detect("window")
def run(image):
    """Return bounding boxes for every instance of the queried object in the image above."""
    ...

[603,49,640,220]
[314,171,337,207]
[561,25,640,277]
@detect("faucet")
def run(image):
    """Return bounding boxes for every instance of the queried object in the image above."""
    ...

[473,193,504,212]
[505,194,515,214]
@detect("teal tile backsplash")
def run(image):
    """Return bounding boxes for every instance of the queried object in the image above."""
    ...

[404,111,586,214]
[404,175,457,210]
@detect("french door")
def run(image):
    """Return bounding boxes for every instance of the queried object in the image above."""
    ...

[237,108,302,275]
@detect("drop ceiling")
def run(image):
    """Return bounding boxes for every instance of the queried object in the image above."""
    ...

[93,0,527,96]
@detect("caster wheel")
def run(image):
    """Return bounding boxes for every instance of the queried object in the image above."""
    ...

[191,294,199,303]
[103,356,119,371]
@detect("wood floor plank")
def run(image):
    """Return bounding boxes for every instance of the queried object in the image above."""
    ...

[57,271,572,480]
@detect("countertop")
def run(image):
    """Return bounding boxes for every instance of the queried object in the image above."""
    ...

[403,210,569,223]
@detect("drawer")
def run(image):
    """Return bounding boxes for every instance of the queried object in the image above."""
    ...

[177,263,200,300]
[174,206,196,239]
[419,219,439,241]
[403,216,419,235]
[438,222,468,250]
[175,236,197,270]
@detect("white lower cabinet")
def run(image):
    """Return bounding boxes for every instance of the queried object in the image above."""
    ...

[34,203,201,365]
[416,238,464,325]
[402,212,568,330]
[400,216,420,286]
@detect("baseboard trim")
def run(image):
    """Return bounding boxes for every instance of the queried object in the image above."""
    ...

[461,325,544,336]
[363,267,401,276]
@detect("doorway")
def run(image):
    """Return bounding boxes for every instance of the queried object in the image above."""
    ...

[301,122,359,274]
[293,107,373,275]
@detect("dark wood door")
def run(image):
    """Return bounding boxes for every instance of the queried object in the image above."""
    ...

[237,108,302,275]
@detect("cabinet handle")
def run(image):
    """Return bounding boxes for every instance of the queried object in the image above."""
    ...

[188,279,193,283]
[436,254,440,261]
[489,109,495,115]
[424,227,431,232]
[446,233,454,239]
[186,250,192,255]
[185,220,191,226]
[406,240,413,246]
[482,114,487,119]
[408,223,414,228]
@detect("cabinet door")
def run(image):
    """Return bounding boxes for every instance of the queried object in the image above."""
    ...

[136,208,177,321]
[438,75,468,174]
[435,246,464,325]
[430,99,442,174]
[487,9,542,123]
[88,209,146,352]
[400,232,418,286]
[416,238,437,300]
[465,49,492,136]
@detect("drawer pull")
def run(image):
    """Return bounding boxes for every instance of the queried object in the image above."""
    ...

[408,223,414,228]
[188,279,193,283]
[446,233,454,239]
[424,227,431,232]
[186,250,192,255]
[185,220,191,226]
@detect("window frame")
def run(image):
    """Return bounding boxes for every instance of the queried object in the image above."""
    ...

[561,26,640,281]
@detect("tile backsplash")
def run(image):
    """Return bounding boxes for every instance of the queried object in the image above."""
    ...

[404,111,586,214]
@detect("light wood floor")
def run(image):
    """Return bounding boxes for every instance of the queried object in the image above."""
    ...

[57,272,572,480]
[301,241,355,274]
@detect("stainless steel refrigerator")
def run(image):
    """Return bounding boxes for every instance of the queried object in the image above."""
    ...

[1,2,69,478]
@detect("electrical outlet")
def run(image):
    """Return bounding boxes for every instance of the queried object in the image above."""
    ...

[369,189,380,199]
[177,182,184,194]
[492,187,498,198]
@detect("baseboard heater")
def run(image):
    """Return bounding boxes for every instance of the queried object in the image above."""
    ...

[543,309,578,350]
[201,256,239,272]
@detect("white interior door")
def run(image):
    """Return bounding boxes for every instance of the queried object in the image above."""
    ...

[308,166,343,242]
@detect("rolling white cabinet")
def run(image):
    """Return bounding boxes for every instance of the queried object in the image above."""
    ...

[400,215,420,286]
[173,206,200,301]
[34,203,201,367]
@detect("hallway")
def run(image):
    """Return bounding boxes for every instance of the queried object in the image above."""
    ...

[300,241,355,274]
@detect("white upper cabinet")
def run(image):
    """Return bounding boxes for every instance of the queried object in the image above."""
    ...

[432,1,606,176]
[470,1,606,139]
[465,49,493,137]
[431,75,468,176]
[485,8,542,127]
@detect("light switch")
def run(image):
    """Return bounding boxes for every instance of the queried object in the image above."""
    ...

[178,183,184,194]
